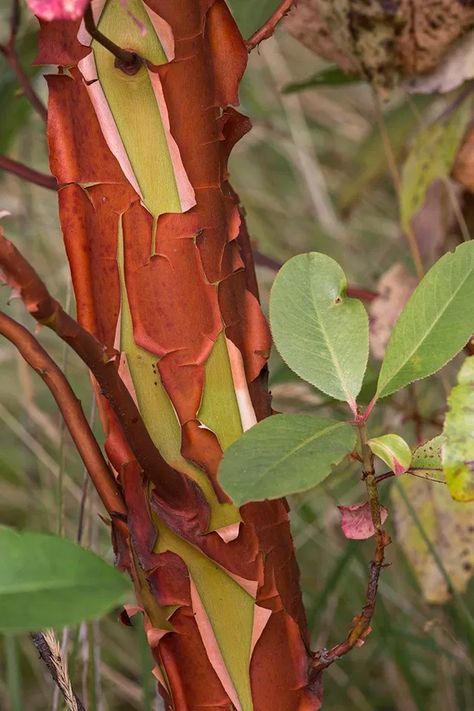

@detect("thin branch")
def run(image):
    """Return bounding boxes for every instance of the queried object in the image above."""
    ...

[0,310,127,534]
[311,423,390,677]
[0,228,199,511]
[246,0,296,52]
[0,154,57,190]
[31,631,86,711]
[84,5,141,74]
[0,0,47,122]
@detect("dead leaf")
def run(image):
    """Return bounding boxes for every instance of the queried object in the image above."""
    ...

[453,127,474,193]
[406,30,474,94]
[284,0,358,74]
[369,263,417,360]
[285,1,474,91]
[391,477,474,603]
[338,501,389,540]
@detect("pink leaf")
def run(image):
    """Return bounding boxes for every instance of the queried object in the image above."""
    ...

[338,501,389,540]
[27,0,89,21]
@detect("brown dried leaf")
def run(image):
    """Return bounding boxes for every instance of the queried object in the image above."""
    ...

[284,0,357,74]
[406,29,474,94]
[453,126,474,193]
[285,1,474,91]
[369,263,417,360]
[391,477,474,604]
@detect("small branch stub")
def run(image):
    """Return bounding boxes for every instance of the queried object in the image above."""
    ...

[84,6,142,74]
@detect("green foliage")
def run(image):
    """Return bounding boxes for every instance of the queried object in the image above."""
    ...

[443,356,474,502]
[270,252,369,410]
[0,528,131,633]
[0,31,39,154]
[411,436,444,473]
[227,0,280,37]
[337,96,432,214]
[283,66,359,94]
[219,415,356,505]
[376,242,474,399]
[400,100,470,231]
[368,434,412,474]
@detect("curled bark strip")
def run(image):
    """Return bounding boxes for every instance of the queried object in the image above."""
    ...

[0,154,57,190]
[0,228,204,515]
[0,309,127,533]
[246,0,296,52]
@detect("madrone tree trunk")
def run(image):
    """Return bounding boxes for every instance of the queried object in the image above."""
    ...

[37,1,321,708]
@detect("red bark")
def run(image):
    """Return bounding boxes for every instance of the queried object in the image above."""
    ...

[39,2,321,708]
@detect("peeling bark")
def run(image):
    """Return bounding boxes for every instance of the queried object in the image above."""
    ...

[38,1,321,708]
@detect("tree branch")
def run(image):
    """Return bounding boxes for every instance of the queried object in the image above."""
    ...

[0,0,47,122]
[0,309,127,534]
[310,423,390,677]
[0,154,57,190]
[0,228,201,511]
[246,0,296,52]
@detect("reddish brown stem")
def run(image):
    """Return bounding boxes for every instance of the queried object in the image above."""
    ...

[246,0,296,51]
[311,423,390,676]
[0,229,198,511]
[0,309,127,534]
[0,154,57,190]
[0,0,47,123]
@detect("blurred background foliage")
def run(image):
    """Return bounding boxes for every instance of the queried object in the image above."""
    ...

[0,1,473,710]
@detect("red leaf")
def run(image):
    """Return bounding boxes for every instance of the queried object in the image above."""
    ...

[338,501,389,540]
[27,0,89,21]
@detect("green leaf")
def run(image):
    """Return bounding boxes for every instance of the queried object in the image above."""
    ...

[227,0,280,37]
[0,528,132,633]
[411,436,444,473]
[400,99,470,231]
[337,96,433,214]
[270,253,369,410]
[283,66,359,94]
[376,242,474,399]
[443,356,474,502]
[368,434,412,474]
[218,414,356,505]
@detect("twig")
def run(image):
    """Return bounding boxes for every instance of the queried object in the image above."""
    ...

[0,0,47,122]
[246,0,296,52]
[84,5,141,74]
[0,154,57,190]
[31,631,86,711]
[0,310,127,534]
[310,423,390,677]
[0,228,197,510]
